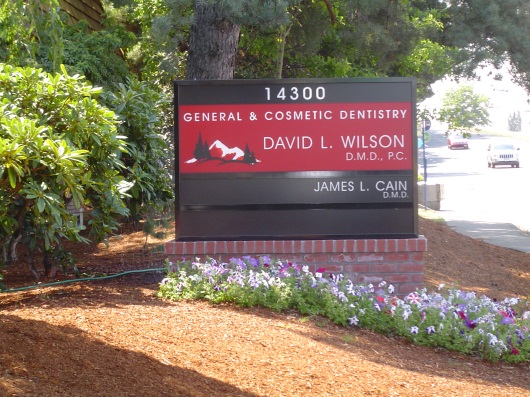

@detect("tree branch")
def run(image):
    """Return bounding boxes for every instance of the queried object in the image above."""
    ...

[321,0,336,25]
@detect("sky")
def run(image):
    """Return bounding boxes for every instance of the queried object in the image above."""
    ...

[421,63,530,133]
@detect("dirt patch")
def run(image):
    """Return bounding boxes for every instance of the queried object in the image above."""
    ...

[1,218,529,396]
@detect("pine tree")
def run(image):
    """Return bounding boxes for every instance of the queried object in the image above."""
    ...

[193,133,205,159]
[243,144,256,164]
[184,0,291,79]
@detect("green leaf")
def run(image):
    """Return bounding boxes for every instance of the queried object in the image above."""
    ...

[7,167,16,188]
[36,197,46,213]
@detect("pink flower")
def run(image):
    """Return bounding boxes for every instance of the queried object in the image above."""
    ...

[406,292,420,305]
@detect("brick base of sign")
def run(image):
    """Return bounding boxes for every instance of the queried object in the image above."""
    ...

[164,236,427,297]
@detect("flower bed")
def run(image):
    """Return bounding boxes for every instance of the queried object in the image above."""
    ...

[158,256,530,363]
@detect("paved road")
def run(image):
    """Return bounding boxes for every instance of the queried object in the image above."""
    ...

[420,129,530,254]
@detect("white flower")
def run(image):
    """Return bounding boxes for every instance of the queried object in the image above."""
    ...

[426,325,436,334]
[410,326,419,335]
[437,283,445,290]
[388,284,395,294]
[487,333,499,346]
[315,272,323,278]
[348,316,359,326]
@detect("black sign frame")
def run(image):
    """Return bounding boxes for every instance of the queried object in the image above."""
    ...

[174,78,418,241]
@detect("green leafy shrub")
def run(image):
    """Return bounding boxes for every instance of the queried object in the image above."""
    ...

[0,63,128,276]
[101,78,174,222]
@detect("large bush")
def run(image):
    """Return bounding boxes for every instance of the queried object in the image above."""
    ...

[101,78,174,222]
[0,63,129,277]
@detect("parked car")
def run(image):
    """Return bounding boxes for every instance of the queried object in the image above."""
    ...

[447,134,469,149]
[487,142,520,168]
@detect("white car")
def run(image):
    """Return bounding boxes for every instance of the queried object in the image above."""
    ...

[487,142,520,168]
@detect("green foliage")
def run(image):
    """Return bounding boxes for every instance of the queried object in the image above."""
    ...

[0,0,66,71]
[443,0,530,86]
[233,0,456,92]
[436,84,491,136]
[101,78,174,221]
[62,20,136,88]
[0,63,128,273]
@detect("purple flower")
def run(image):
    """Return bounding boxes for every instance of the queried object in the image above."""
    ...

[261,255,271,265]
[243,256,259,267]
[464,319,477,329]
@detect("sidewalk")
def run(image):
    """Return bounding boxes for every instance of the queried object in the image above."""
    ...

[438,211,530,254]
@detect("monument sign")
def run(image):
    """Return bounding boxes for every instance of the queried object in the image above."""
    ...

[174,78,418,240]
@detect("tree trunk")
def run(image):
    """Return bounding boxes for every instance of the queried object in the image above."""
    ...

[185,2,241,80]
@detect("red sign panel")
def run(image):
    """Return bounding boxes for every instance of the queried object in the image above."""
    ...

[179,102,413,173]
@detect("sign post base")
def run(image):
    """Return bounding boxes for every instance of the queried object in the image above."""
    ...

[165,236,427,297]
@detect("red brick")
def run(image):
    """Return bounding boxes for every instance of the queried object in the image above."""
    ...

[355,240,367,252]
[303,253,330,263]
[411,274,424,283]
[366,239,376,252]
[385,252,410,262]
[292,240,307,253]
[223,254,237,262]
[416,237,428,251]
[235,241,246,254]
[277,254,304,264]
[385,274,412,283]
[412,252,424,261]
[316,264,343,274]
[372,263,397,273]
[396,283,423,297]
[303,264,317,273]
[358,275,384,284]
[334,240,345,252]
[343,264,370,273]
[357,253,384,262]
[385,239,397,252]
[273,241,285,253]
[397,239,408,251]
[330,253,358,263]
[398,263,424,273]
[204,241,215,254]
[313,240,332,253]
[260,240,273,253]
[164,241,175,255]
[375,239,387,252]
[345,240,357,252]
[253,240,266,253]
